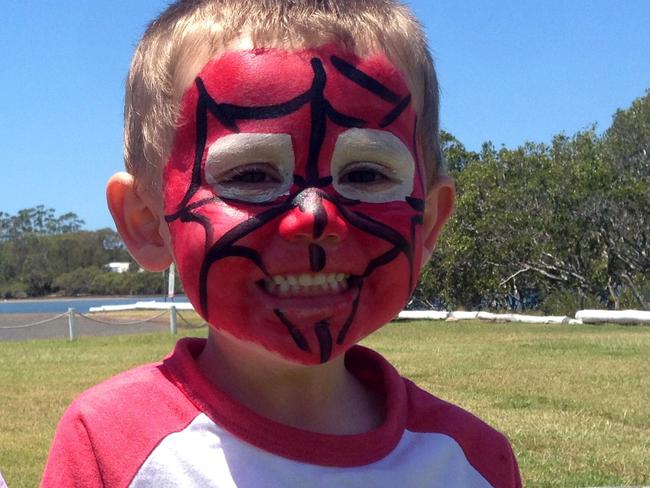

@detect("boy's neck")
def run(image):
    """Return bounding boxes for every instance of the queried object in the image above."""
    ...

[197,329,384,435]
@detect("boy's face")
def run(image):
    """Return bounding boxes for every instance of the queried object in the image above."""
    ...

[164,45,427,364]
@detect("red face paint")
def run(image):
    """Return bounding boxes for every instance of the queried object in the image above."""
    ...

[164,45,426,364]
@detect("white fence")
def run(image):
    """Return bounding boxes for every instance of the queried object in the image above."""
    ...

[2,304,648,343]
[0,306,203,341]
[396,309,650,325]
[90,302,650,326]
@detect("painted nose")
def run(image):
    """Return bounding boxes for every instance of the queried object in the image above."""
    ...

[279,189,348,243]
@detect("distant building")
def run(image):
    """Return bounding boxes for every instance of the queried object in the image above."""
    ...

[105,262,131,273]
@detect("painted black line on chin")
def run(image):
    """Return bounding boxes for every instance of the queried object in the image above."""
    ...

[274,309,311,352]
[314,320,333,363]
[330,55,401,104]
[336,280,363,345]
[309,244,326,272]
[380,94,412,128]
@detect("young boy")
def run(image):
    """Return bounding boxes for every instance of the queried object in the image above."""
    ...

[42,1,520,486]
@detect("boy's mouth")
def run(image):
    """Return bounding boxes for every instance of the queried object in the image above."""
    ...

[259,273,351,297]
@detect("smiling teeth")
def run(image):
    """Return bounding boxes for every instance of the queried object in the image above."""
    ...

[263,273,350,296]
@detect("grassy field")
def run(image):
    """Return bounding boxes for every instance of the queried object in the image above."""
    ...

[0,319,648,487]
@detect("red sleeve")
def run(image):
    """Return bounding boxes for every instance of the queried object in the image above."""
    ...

[40,361,200,488]
[40,401,103,488]
[405,379,522,488]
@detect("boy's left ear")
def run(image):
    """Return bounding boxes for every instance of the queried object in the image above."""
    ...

[421,176,455,266]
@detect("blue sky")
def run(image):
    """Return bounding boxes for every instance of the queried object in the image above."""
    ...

[1,1,649,230]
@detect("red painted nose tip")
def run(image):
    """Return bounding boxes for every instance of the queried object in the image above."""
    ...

[279,192,348,243]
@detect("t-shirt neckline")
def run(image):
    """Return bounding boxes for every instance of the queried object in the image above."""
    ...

[162,337,407,467]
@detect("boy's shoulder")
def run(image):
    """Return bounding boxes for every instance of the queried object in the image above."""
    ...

[41,342,201,488]
[60,338,204,443]
[401,377,521,487]
[66,343,194,417]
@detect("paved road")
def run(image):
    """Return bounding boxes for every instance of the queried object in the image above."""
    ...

[0,312,170,341]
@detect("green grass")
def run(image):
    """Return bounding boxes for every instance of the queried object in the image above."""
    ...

[1,321,648,487]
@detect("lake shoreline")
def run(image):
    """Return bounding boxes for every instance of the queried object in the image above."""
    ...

[1,295,179,303]
[0,295,189,315]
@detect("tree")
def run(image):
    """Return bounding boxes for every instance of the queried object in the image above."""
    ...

[0,206,84,241]
[415,90,649,311]
[596,90,650,307]
[0,207,133,297]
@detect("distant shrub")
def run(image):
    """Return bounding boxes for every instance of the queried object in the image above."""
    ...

[0,281,29,299]
[52,267,165,296]
[539,289,601,315]
[53,266,102,296]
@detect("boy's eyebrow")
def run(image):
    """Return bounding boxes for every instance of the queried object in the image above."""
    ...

[330,55,401,104]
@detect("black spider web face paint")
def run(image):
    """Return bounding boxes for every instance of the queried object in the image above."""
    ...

[164,47,426,364]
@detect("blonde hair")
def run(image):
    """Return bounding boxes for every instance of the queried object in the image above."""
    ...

[124,0,442,191]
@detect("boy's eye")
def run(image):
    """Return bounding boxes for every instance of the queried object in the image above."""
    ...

[338,163,391,185]
[220,164,283,184]
[330,128,415,203]
[213,163,289,202]
[205,133,295,203]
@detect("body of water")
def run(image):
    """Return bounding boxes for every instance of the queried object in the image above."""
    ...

[0,296,190,314]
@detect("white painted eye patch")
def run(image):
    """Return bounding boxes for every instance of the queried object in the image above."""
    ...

[205,133,295,203]
[330,128,415,203]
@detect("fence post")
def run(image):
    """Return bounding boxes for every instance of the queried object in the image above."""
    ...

[169,306,177,335]
[67,308,77,341]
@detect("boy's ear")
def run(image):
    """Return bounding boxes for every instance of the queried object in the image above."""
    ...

[421,176,455,266]
[106,172,173,272]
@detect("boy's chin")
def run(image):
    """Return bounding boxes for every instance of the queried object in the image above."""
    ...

[206,322,373,366]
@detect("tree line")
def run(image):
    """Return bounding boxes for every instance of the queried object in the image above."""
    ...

[413,90,649,313]
[0,206,171,298]
[1,91,648,312]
